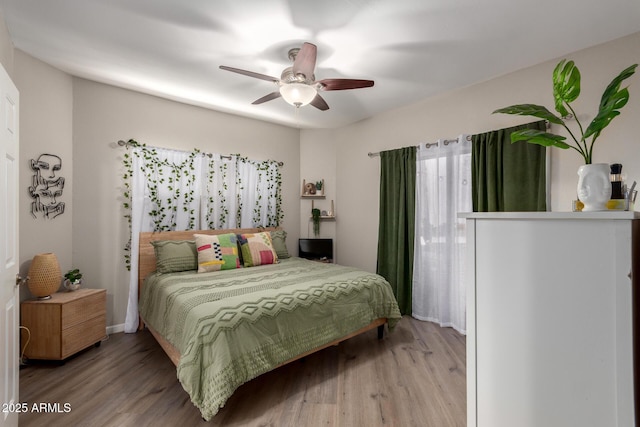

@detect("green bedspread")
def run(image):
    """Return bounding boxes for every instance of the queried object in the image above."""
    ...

[139,257,402,421]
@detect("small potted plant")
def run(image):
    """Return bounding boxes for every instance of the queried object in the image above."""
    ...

[63,268,83,291]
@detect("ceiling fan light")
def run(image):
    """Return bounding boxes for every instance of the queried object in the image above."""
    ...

[279,83,317,107]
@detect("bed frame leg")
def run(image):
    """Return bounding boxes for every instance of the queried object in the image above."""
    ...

[377,324,384,340]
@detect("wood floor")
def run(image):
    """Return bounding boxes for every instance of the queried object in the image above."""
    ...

[19,316,466,427]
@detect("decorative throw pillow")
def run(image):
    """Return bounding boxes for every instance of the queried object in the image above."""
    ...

[270,230,290,259]
[238,231,279,267]
[151,240,198,273]
[194,233,241,273]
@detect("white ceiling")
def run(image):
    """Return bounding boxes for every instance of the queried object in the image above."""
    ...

[3,0,640,129]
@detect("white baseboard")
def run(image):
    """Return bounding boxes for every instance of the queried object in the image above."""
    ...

[107,323,125,335]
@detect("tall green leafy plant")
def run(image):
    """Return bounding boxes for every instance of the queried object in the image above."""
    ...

[493,60,637,164]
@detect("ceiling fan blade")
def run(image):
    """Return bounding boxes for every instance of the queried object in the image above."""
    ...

[252,91,281,105]
[318,79,374,91]
[310,94,329,111]
[292,42,317,80]
[219,65,279,83]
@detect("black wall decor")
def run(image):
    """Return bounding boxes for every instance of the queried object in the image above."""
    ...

[29,153,65,219]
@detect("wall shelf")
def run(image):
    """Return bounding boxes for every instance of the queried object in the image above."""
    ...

[309,199,335,221]
[309,215,336,221]
[301,178,325,197]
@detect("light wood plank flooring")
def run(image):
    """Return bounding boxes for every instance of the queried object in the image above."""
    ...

[19,316,465,426]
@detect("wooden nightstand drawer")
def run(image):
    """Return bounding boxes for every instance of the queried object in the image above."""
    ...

[62,314,106,359]
[21,288,107,360]
[61,290,106,329]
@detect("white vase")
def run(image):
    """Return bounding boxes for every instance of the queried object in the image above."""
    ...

[63,278,82,291]
[577,163,611,211]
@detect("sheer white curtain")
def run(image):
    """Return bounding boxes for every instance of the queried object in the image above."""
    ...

[412,135,471,334]
[124,147,204,332]
[201,154,238,229]
[242,158,281,227]
[199,155,281,229]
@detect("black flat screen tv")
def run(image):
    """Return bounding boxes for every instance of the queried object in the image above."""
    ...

[298,238,333,261]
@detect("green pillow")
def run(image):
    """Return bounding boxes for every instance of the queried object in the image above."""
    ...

[270,230,290,259]
[151,240,197,273]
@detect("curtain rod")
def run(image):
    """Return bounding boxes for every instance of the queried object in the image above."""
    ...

[116,140,284,167]
[367,135,472,158]
[368,121,550,158]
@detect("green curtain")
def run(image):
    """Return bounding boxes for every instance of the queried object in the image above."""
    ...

[472,121,547,211]
[376,146,416,315]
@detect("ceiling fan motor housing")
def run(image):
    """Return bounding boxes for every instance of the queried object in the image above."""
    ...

[280,67,315,86]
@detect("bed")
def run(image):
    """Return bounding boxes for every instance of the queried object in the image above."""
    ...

[137,227,402,421]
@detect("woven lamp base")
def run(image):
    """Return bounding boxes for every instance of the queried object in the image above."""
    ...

[27,253,62,299]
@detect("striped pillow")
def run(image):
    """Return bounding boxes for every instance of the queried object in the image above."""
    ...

[270,230,290,259]
[151,240,197,273]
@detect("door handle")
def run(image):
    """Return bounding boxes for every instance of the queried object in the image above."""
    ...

[15,274,28,287]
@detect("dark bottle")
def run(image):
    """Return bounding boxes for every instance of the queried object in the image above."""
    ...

[610,163,623,199]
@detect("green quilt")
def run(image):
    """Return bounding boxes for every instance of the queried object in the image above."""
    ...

[139,257,401,421]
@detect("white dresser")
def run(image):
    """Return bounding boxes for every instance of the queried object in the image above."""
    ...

[463,212,638,427]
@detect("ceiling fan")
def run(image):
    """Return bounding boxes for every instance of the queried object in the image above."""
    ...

[219,42,374,110]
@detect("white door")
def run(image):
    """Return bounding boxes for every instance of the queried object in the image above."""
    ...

[0,64,19,427]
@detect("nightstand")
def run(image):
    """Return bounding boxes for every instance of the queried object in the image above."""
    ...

[21,288,107,360]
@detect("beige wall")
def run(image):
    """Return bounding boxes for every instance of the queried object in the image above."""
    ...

[299,130,337,256]
[71,78,300,327]
[309,31,640,273]
[14,51,74,300]
[0,9,13,76]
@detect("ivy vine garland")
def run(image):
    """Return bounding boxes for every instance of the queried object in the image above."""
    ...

[122,139,283,270]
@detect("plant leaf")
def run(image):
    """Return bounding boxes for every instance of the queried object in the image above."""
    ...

[583,64,637,140]
[492,104,564,124]
[510,129,571,149]
[553,60,581,117]
[583,109,622,141]
[598,64,637,110]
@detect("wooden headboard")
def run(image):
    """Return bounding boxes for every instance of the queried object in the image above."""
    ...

[138,227,279,290]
